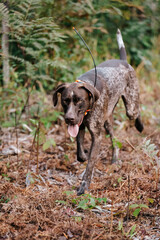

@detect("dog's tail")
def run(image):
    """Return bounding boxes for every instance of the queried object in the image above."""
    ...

[116,29,127,61]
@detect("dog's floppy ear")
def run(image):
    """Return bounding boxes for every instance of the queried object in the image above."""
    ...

[79,83,100,103]
[53,83,67,106]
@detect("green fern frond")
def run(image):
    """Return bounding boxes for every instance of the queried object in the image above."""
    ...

[9,55,25,64]
[1,0,66,87]
[0,3,8,15]
[0,3,9,23]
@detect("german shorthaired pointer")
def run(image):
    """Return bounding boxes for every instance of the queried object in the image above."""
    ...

[53,29,143,195]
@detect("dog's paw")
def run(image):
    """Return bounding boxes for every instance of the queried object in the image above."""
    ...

[77,156,87,162]
[77,180,87,196]
[135,117,144,133]
[77,150,89,162]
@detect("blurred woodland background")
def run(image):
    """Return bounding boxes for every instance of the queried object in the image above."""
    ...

[0,0,160,129]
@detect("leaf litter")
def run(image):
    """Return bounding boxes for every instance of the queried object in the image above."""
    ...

[0,92,160,240]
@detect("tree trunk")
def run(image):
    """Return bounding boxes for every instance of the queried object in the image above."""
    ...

[2,1,10,86]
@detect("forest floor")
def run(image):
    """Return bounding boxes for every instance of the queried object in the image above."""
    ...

[0,81,160,240]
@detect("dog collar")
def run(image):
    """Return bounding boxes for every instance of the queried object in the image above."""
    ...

[75,79,84,83]
[85,109,91,115]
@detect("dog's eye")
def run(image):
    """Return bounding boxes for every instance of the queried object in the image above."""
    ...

[63,98,70,105]
[78,99,83,103]
[73,97,82,104]
[77,98,83,103]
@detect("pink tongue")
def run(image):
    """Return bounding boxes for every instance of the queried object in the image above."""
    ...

[68,124,79,138]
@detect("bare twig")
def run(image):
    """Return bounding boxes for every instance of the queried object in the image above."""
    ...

[155,168,159,201]
[36,120,40,175]
[2,0,10,86]
[17,82,32,123]
[125,138,136,151]
[126,172,130,228]
[89,225,95,240]
[93,231,105,240]
[109,200,113,236]
[27,129,37,173]
[65,123,67,153]
[27,106,40,173]
[15,111,19,162]
[146,129,159,139]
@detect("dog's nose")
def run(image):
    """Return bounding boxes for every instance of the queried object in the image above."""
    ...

[65,104,76,124]
[65,116,75,124]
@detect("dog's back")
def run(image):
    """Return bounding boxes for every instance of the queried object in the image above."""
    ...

[77,29,143,131]
[78,29,128,92]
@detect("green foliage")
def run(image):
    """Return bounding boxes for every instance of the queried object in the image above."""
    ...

[112,137,122,149]
[64,154,70,162]
[43,138,56,151]
[0,195,10,203]
[147,198,154,204]
[2,173,11,181]
[0,87,27,127]
[73,216,82,222]
[0,84,63,132]
[25,172,46,186]
[56,191,107,212]
[118,220,137,239]
[0,2,8,19]
[140,138,160,169]
[1,0,66,88]
[55,200,67,205]
[1,0,160,88]
[141,138,159,160]
[30,117,57,150]
[1,0,160,131]
[26,172,35,185]
[129,203,148,218]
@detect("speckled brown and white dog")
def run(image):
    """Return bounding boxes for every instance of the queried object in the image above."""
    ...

[53,29,143,195]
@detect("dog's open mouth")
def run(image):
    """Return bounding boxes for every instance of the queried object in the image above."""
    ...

[67,117,83,138]
[68,124,79,138]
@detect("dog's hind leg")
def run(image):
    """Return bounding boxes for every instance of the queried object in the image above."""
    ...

[122,93,143,133]
[104,115,119,164]
[117,29,143,132]
[122,70,143,132]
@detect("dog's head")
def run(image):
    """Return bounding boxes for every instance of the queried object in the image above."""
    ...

[53,81,100,137]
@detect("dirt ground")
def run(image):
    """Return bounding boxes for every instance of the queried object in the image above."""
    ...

[0,84,160,239]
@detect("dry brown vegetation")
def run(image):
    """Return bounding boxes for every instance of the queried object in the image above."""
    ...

[1,1,160,239]
[0,79,160,240]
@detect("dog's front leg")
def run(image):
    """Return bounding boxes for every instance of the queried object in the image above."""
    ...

[76,123,88,162]
[77,126,101,195]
